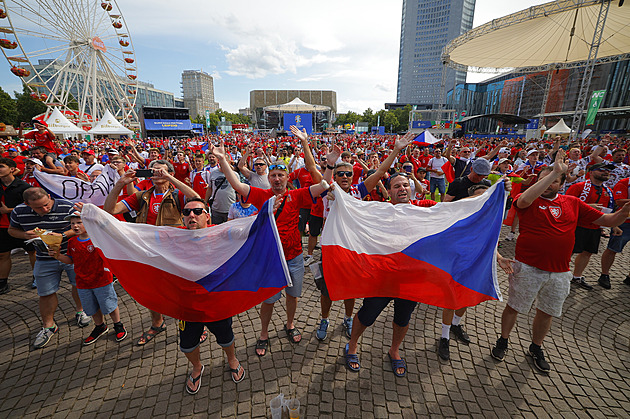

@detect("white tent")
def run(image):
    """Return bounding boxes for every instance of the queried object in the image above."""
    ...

[263,97,331,112]
[45,108,84,135]
[88,110,133,136]
[545,118,572,134]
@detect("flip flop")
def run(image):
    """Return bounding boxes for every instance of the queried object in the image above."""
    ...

[255,339,268,357]
[199,329,209,344]
[388,352,407,377]
[185,365,204,395]
[284,325,302,343]
[229,363,246,383]
[344,343,360,372]
[137,321,166,346]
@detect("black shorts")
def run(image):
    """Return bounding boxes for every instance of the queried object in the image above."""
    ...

[573,226,601,254]
[0,228,30,253]
[298,208,311,233]
[357,297,417,328]
[312,262,329,298]
[309,215,323,237]
[178,317,234,353]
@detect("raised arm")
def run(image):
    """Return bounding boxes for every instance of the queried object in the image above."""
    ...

[444,139,457,165]
[237,145,253,178]
[516,149,567,209]
[104,169,136,214]
[125,139,144,165]
[363,132,414,193]
[323,144,343,184]
[290,125,322,183]
[211,142,250,197]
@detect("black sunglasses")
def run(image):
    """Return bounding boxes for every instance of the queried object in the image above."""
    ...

[335,171,353,178]
[254,162,266,167]
[182,208,206,216]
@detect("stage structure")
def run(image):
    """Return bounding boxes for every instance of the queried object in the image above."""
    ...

[0,0,139,129]
[440,0,630,139]
[262,98,331,134]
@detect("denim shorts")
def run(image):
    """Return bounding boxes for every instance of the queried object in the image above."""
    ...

[607,223,630,253]
[34,259,76,297]
[264,254,304,304]
[77,283,118,317]
[430,177,446,194]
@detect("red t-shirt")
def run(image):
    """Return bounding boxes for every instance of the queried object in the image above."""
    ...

[134,178,154,191]
[612,178,629,224]
[11,155,26,175]
[418,155,432,168]
[352,163,363,184]
[514,194,602,272]
[190,170,209,197]
[22,173,40,187]
[23,130,56,153]
[409,199,437,207]
[566,182,613,229]
[244,187,315,260]
[289,167,314,189]
[172,161,190,182]
[67,237,113,289]
[122,190,185,226]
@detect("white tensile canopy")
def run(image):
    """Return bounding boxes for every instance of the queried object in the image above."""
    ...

[263,97,331,112]
[45,108,84,135]
[545,118,572,134]
[444,0,630,71]
[88,109,133,135]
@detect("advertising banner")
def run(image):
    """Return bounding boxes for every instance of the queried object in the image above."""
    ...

[284,113,312,134]
[144,119,193,130]
[205,110,211,129]
[526,119,539,130]
[411,121,432,129]
[585,90,606,126]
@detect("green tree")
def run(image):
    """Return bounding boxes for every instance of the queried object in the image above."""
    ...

[0,86,17,125]
[15,85,46,124]
[361,108,375,126]
[383,112,399,133]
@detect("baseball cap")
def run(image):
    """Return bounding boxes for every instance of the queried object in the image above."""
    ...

[64,211,82,221]
[82,149,95,155]
[25,157,43,165]
[8,147,17,152]
[588,162,615,171]
[497,158,510,165]
[499,147,510,154]
[526,149,539,157]
[108,148,119,155]
[472,158,492,176]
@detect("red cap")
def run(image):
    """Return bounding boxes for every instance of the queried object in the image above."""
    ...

[82,149,95,155]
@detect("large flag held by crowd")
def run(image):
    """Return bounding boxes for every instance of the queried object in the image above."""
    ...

[321,181,506,309]
[34,165,120,206]
[81,200,291,322]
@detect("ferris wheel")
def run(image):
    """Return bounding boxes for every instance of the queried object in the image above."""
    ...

[0,0,138,128]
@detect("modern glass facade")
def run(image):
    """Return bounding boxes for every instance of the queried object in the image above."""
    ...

[397,0,475,106]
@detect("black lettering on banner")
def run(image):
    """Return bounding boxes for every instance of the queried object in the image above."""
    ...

[90,181,107,199]
[61,179,80,200]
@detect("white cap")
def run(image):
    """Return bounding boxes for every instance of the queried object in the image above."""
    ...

[499,147,510,154]
[25,157,43,166]
[526,149,539,157]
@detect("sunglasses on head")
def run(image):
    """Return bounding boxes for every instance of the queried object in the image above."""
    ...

[390,172,409,180]
[269,164,288,171]
[335,171,353,178]
[182,208,206,216]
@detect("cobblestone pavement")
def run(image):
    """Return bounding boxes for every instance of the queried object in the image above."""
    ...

[1,226,629,418]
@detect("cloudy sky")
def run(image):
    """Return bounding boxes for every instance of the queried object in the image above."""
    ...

[0,0,544,113]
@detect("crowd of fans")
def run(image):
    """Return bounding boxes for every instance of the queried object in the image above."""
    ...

[1,118,629,390]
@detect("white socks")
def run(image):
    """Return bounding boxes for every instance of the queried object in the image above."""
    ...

[452,314,462,326]
[441,323,450,340]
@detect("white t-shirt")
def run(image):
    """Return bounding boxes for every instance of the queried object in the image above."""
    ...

[428,157,448,179]
[79,162,104,176]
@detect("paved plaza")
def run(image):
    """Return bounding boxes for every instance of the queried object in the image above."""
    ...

[1,226,629,418]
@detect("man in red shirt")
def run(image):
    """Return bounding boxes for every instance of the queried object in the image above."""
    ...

[566,162,615,290]
[491,151,629,373]
[19,121,57,154]
[598,176,630,289]
[171,151,191,183]
[210,138,329,357]
[7,148,25,176]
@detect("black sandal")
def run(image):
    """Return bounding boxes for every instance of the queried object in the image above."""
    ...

[284,325,302,343]
[137,321,166,346]
[255,339,269,357]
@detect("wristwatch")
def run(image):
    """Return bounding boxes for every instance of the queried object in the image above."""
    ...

[61,232,67,240]
[326,164,335,170]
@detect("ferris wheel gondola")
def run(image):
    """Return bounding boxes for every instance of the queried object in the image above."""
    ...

[0,0,139,129]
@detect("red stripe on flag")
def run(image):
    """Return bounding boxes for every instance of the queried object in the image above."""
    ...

[441,160,455,183]
[106,260,284,322]
[322,245,495,310]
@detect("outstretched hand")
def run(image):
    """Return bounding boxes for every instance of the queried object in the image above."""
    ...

[394,131,416,151]
[553,149,567,174]
[326,144,343,165]
[210,141,227,160]
[290,125,308,142]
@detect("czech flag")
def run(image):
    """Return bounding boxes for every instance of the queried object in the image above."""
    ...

[321,181,506,309]
[441,160,455,183]
[81,200,291,322]
[413,130,440,146]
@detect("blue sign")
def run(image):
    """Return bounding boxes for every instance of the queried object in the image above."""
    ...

[191,123,204,134]
[411,121,432,129]
[526,119,539,130]
[144,119,193,130]
[371,126,385,135]
[284,113,312,134]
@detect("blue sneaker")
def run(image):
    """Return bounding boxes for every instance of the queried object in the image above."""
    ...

[342,317,353,339]
[316,319,329,341]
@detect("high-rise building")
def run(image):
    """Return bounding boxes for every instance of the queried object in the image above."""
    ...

[181,70,219,118]
[396,0,475,106]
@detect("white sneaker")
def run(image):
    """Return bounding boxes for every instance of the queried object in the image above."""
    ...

[505,232,515,241]
[76,311,92,328]
[303,255,315,267]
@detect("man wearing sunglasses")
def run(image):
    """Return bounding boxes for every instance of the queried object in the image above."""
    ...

[209,138,330,356]
[178,198,245,394]
[566,162,616,290]
[238,149,271,189]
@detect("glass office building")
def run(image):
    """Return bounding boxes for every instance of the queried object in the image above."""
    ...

[396,0,475,106]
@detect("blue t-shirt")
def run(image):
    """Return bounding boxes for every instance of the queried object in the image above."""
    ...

[227,201,258,220]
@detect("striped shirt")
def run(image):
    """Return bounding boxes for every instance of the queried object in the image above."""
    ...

[10,198,74,259]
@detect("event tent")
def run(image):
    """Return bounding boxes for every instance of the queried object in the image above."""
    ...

[45,108,84,135]
[88,110,133,136]
[263,97,331,112]
[545,118,573,134]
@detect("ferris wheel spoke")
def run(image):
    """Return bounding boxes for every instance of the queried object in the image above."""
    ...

[7,6,70,41]
[17,0,77,40]
[21,42,86,61]
[99,50,130,76]
[12,27,68,42]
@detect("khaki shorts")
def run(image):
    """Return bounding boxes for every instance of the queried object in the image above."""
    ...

[507,260,571,317]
